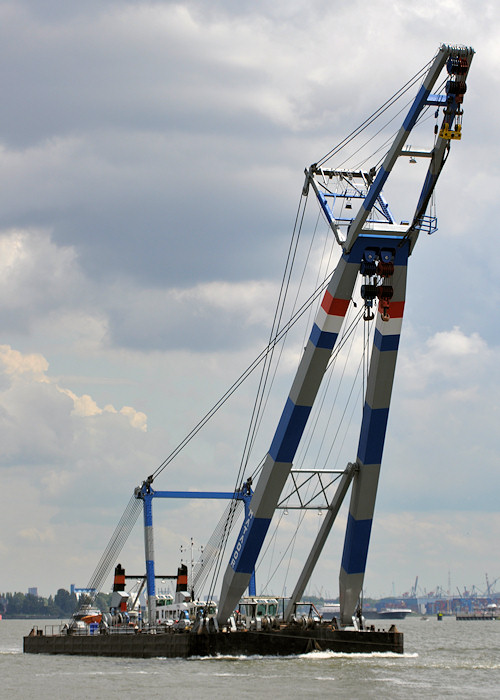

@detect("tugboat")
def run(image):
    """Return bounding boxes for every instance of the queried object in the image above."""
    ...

[24,43,473,659]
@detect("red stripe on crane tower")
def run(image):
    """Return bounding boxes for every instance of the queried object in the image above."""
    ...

[321,292,350,316]
[380,300,405,318]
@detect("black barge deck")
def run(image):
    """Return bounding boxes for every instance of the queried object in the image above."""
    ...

[24,623,403,658]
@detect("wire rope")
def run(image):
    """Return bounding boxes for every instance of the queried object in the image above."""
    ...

[206,191,312,602]
[315,58,433,168]
[237,192,309,480]
[80,52,452,611]
[294,303,364,469]
[149,59,444,489]
[255,307,365,595]
[191,499,244,596]
[149,223,335,485]
[81,493,143,605]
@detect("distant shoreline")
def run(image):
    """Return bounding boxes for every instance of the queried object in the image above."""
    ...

[1,615,65,620]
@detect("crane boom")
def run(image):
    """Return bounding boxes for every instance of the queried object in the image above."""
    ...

[217,44,474,626]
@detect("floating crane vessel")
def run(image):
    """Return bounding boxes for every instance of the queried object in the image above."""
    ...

[25,43,473,658]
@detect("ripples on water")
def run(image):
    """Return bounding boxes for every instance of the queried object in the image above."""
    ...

[2,617,499,699]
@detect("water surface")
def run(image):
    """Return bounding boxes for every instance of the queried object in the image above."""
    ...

[2,616,499,698]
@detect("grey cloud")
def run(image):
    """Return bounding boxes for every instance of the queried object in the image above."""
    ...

[0,0,496,597]
[2,0,459,300]
[0,230,86,333]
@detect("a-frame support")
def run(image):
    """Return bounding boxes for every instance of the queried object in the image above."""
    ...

[283,462,356,621]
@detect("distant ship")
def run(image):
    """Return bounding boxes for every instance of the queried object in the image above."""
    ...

[364,608,413,620]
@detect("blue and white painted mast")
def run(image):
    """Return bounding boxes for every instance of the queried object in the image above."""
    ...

[136,478,157,625]
[217,44,474,626]
[217,256,358,623]
[338,246,408,624]
[338,45,474,624]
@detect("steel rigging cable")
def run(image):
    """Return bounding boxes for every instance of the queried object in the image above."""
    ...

[83,493,143,602]
[316,57,434,168]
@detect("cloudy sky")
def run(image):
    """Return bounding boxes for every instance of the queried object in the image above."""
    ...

[0,0,498,602]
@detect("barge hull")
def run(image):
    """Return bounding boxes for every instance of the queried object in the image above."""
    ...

[24,626,403,657]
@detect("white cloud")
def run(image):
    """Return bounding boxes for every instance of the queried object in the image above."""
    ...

[18,526,56,544]
[366,510,500,597]
[376,325,499,515]
[0,344,48,378]
[0,343,156,591]
[0,229,85,337]
[0,345,149,468]
[427,326,486,358]
[398,326,495,393]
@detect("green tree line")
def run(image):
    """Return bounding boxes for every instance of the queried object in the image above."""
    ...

[0,589,112,618]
